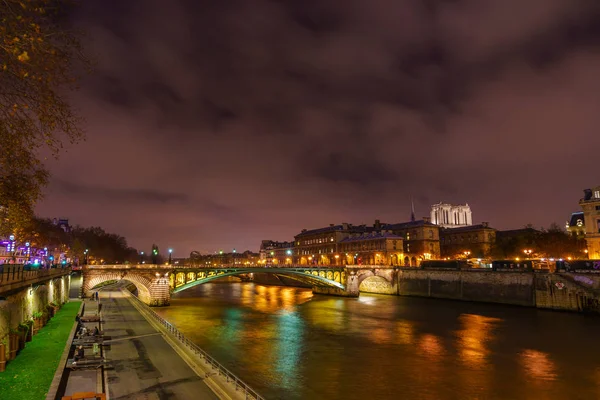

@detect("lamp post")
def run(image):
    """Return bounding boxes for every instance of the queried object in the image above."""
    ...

[168,249,173,264]
[140,251,144,264]
[523,249,532,259]
[25,242,31,264]
[8,234,15,258]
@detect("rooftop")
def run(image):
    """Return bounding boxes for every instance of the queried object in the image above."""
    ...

[440,224,495,234]
[383,220,437,230]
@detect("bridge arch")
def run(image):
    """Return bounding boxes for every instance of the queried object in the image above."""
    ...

[84,273,151,301]
[172,268,346,294]
[359,276,394,294]
[82,268,171,306]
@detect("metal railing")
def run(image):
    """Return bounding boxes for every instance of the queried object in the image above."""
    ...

[123,290,265,400]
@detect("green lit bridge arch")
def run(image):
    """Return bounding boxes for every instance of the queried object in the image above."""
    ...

[171,267,347,293]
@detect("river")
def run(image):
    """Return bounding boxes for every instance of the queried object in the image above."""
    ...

[152,282,600,400]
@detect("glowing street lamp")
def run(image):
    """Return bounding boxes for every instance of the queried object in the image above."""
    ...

[139,251,144,264]
[523,249,532,259]
[168,248,173,264]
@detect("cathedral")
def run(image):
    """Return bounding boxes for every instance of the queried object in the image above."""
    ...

[430,203,473,228]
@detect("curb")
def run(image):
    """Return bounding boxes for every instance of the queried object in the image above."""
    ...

[45,300,84,400]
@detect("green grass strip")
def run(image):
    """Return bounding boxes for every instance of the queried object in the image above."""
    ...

[0,301,81,400]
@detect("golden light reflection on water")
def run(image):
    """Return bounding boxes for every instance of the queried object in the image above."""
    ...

[396,320,414,345]
[419,334,444,357]
[239,284,312,314]
[456,314,501,367]
[370,327,392,344]
[520,349,557,382]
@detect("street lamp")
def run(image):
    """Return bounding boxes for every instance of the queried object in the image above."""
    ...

[25,242,31,263]
[463,251,471,259]
[140,251,144,264]
[168,249,173,264]
[523,249,532,259]
[84,249,89,264]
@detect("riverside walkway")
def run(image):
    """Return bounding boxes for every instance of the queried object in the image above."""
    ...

[99,290,219,399]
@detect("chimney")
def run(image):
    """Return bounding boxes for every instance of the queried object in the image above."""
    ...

[423,216,431,223]
[330,224,334,227]
[482,222,489,227]
[374,219,381,229]
[301,229,307,233]
[342,223,349,230]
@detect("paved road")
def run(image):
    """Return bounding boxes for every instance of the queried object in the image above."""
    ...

[100,290,218,400]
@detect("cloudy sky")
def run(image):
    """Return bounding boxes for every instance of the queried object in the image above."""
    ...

[37,0,600,255]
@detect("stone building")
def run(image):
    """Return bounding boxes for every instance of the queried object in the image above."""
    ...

[383,219,440,266]
[293,223,367,265]
[431,203,473,228]
[339,231,404,266]
[259,240,294,265]
[579,186,600,259]
[440,222,497,259]
[566,212,586,238]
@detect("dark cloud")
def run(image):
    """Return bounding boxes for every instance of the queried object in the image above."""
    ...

[35,0,600,254]
[53,179,189,204]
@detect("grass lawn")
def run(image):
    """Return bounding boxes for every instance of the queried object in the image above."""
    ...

[0,301,81,400]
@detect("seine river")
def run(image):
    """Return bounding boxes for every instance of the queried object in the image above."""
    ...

[153,282,600,400]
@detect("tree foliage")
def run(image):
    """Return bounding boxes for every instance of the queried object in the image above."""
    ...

[491,225,587,259]
[16,217,139,264]
[0,0,88,235]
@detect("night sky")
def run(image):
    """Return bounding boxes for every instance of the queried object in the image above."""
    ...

[36,0,600,255]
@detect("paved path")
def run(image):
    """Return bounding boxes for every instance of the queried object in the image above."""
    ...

[100,290,218,400]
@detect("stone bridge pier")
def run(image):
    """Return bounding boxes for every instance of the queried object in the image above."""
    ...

[82,265,171,306]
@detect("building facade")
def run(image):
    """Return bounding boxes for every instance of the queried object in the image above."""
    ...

[580,186,600,259]
[383,219,441,266]
[339,231,404,266]
[440,222,496,259]
[293,223,367,265]
[431,203,473,228]
[259,240,294,265]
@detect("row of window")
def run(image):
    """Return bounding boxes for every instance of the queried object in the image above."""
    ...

[298,237,335,245]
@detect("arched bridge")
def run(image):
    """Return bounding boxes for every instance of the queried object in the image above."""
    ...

[82,264,398,306]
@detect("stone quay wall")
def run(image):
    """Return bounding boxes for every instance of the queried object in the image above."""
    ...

[397,269,536,306]
[0,274,70,359]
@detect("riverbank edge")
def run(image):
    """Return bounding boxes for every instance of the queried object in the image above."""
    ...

[121,289,260,400]
[45,300,84,400]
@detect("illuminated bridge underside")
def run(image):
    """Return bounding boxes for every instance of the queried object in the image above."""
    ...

[172,268,347,293]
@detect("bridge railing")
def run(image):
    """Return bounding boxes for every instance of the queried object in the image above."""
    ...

[123,290,265,400]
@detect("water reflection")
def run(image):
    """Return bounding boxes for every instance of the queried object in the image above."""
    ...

[520,349,557,382]
[152,283,600,400]
[419,334,444,357]
[396,320,414,345]
[456,314,500,366]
